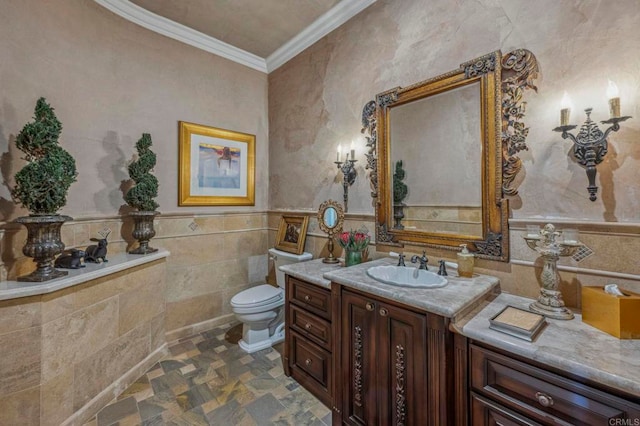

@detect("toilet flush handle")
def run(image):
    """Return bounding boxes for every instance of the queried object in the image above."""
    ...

[269,254,277,262]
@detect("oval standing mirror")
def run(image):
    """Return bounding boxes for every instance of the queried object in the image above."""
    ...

[318,199,344,264]
[323,207,338,229]
[362,50,539,261]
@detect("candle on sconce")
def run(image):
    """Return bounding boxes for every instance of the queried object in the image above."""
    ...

[560,91,572,126]
[607,80,620,118]
[350,141,355,161]
[336,144,341,162]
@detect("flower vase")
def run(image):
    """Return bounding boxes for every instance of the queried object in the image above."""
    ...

[345,249,363,267]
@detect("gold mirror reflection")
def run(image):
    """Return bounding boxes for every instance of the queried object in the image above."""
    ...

[390,81,482,237]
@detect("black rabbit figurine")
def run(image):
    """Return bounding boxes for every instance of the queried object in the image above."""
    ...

[55,249,86,269]
[85,230,110,263]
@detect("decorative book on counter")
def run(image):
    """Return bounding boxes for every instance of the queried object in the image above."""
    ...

[489,306,547,342]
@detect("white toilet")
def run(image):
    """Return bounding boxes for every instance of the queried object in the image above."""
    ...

[231,248,312,353]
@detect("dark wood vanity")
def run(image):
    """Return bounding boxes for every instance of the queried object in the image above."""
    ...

[283,269,640,426]
[466,341,640,425]
[284,276,334,408]
[337,286,455,425]
[284,274,462,425]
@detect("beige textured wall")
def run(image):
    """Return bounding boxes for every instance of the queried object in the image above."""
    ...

[0,0,268,219]
[268,0,640,298]
[0,1,271,340]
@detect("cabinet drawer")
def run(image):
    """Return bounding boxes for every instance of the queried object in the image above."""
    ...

[289,277,331,319]
[471,392,543,426]
[471,345,636,425]
[289,304,332,349]
[290,331,331,388]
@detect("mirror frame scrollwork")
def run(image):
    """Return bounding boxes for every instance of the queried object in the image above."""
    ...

[361,49,539,261]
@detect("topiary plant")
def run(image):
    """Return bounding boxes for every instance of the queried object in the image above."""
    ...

[11,98,77,215]
[393,160,408,204]
[124,133,159,211]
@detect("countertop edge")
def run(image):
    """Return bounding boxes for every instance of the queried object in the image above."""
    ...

[458,293,640,397]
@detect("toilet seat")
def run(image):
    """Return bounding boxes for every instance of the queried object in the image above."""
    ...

[231,284,283,308]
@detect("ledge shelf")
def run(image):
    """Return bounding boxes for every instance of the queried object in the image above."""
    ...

[0,249,170,301]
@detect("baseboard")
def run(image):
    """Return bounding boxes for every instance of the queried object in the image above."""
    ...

[166,313,237,343]
[62,343,169,426]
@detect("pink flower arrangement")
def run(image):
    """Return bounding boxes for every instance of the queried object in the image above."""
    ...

[337,229,370,251]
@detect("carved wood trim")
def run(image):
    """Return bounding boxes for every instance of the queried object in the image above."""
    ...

[395,344,407,426]
[353,325,363,407]
[501,49,539,196]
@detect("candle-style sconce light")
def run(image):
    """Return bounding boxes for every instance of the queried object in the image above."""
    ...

[553,82,632,201]
[335,142,357,212]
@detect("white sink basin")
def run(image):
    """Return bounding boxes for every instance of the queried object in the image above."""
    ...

[366,265,448,288]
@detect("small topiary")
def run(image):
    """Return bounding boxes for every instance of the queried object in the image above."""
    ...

[393,160,408,204]
[11,98,77,214]
[124,133,159,211]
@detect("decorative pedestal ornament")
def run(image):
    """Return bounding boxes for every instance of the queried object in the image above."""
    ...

[523,223,581,320]
[345,250,363,267]
[15,215,72,282]
[129,211,159,254]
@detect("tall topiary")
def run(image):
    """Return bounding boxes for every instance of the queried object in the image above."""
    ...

[125,133,159,211]
[393,160,408,204]
[11,98,77,214]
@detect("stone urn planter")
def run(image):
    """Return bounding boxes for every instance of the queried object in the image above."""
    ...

[129,211,159,254]
[10,98,77,282]
[124,133,160,255]
[15,215,71,282]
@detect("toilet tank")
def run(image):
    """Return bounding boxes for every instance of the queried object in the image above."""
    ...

[269,248,312,288]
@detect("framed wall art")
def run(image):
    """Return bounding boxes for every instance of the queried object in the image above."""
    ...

[179,121,255,206]
[275,215,309,255]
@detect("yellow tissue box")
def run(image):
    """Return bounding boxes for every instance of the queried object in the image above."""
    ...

[581,286,640,339]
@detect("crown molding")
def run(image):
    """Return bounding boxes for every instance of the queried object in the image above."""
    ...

[93,0,268,72]
[266,0,377,72]
[94,0,376,74]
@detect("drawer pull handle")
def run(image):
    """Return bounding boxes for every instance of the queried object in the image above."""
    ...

[380,308,388,316]
[535,392,554,407]
[365,302,375,311]
[305,323,312,330]
[304,295,311,302]
[305,358,312,366]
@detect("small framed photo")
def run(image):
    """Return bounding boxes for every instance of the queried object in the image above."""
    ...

[275,215,309,255]
[179,121,255,206]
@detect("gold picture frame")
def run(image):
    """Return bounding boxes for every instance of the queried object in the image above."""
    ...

[275,215,309,255]
[179,121,255,206]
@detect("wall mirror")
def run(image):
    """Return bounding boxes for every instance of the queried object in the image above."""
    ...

[317,199,344,264]
[361,50,539,261]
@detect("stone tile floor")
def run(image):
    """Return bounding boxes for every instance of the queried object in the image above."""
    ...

[84,322,331,425]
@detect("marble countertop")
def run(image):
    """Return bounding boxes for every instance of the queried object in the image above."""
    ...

[279,258,342,289]
[0,249,170,300]
[460,293,640,397]
[322,258,500,319]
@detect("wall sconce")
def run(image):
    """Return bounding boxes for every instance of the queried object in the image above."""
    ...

[553,82,631,201]
[335,143,357,212]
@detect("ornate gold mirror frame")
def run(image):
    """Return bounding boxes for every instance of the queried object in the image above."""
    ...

[361,50,539,261]
[317,199,345,264]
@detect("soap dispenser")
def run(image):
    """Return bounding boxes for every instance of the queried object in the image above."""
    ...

[457,244,474,278]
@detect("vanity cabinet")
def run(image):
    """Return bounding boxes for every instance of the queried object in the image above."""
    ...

[284,276,333,407]
[469,343,640,425]
[337,287,454,425]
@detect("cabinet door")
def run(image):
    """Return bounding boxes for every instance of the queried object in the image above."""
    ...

[378,302,428,426]
[341,291,378,426]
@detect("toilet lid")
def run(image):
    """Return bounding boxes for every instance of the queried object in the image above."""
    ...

[231,284,283,306]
